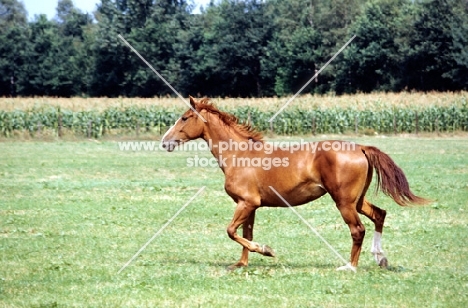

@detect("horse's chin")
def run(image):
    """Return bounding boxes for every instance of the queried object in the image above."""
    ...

[163,139,187,152]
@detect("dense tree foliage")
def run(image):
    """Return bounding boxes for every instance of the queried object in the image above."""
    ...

[0,0,467,97]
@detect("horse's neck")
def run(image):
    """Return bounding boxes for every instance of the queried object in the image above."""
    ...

[202,114,248,159]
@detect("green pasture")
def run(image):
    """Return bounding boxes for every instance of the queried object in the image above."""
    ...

[0,136,467,307]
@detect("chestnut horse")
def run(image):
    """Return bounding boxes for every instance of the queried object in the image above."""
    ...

[162,96,427,271]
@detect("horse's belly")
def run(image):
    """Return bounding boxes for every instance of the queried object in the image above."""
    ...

[261,183,327,207]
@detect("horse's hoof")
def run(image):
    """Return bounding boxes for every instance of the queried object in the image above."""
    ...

[379,257,388,269]
[227,262,247,271]
[262,245,275,257]
[336,263,357,272]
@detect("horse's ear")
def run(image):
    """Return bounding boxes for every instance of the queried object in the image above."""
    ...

[189,95,196,109]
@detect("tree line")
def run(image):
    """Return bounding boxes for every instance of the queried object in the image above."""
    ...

[1,0,467,98]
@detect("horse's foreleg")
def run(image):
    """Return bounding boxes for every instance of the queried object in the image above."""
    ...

[226,202,274,269]
[357,198,388,268]
[237,210,255,267]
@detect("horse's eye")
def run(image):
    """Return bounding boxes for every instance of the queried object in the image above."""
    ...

[181,116,188,122]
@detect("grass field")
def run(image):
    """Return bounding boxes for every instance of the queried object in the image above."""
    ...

[1,135,467,307]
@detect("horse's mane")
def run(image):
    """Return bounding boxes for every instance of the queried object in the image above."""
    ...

[194,98,264,142]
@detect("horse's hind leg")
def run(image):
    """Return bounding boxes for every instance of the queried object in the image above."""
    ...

[335,204,366,271]
[357,198,388,268]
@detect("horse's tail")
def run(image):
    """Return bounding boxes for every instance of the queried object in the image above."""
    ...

[361,146,429,206]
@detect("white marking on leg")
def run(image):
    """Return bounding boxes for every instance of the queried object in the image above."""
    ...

[371,231,385,264]
[371,231,382,253]
[336,263,357,272]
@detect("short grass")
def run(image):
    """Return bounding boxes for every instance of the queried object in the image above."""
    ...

[1,136,467,307]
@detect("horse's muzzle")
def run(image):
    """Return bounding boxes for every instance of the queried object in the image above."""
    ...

[161,140,177,152]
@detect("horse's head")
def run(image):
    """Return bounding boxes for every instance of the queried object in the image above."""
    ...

[161,96,205,152]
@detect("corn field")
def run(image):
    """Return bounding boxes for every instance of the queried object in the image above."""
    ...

[0,94,467,138]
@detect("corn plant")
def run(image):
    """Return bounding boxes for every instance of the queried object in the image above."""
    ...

[0,103,467,137]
